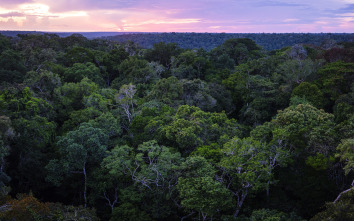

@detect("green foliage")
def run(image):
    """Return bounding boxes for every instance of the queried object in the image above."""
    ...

[47,122,108,185]
[147,76,183,107]
[246,209,304,221]
[144,42,182,68]
[0,87,54,120]
[54,78,99,122]
[272,103,336,153]
[110,202,152,221]
[104,140,183,190]
[317,61,354,105]
[0,136,10,188]
[277,59,317,85]
[128,104,175,146]
[106,32,354,51]
[291,82,325,108]
[63,62,104,85]
[192,143,223,164]
[111,57,156,93]
[171,50,210,79]
[335,139,354,175]
[89,112,122,139]
[310,190,354,221]
[46,122,108,207]
[13,116,55,148]
[1,32,354,220]
[180,79,217,111]
[103,47,129,85]
[24,70,62,98]
[0,49,27,83]
[162,105,242,154]
[177,156,233,218]
[64,47,95,66]
[0,34,11,53]
[178,176,233,217]
[333,83,354,123]
[220,137,272,192]
[305,153,335,170]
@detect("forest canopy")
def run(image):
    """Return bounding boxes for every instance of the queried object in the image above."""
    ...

[0,32,353,221]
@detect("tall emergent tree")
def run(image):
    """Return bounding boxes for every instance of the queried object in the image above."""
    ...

[46,122,108,207]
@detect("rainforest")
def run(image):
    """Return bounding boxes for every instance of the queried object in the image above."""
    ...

[0,33,353,221]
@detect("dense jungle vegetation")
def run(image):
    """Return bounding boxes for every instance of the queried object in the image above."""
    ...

[0,32,353,221]
[104,32,354,50]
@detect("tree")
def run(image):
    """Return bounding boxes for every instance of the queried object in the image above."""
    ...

[63,62,104,85]
[46,122,108,207]
[0,116,13,189]
[170,50,210,80]
[0,49,27,83]
[128,105,176,146]
[247,208,304,221]
[316,61,354,107]
[0,138,10,190]
[209,38,262,69]
[181,79,217,112]
[291,82,325,109]
[104,140,183,219]
[277,59,317,85]
[177,156,232,220]
[103,48,129,85]
[116,84,136,125]
[54,78,99,123]
[147,76,183,107]
[104,140,182,192]
[161,105,242,154]
[250,103,340,217]
[0,34,11,53]
[89,112,122,140]
[144,42,182,69]
[219,137,274,217]
[333,139,354,203]
[111,57,156,90]
[64,47,95,66]
[24,70,61,98]
[271,103,336,154]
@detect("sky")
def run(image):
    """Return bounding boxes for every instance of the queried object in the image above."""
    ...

[0,0,353,33]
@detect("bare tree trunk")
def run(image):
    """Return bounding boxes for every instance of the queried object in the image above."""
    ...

[233,191,247,218]
[266,180,270,197]
[104,187,119,212]
[180,212,195,221]
[334,179,354,203]
[201,212,208,221]
[83,166,87,208]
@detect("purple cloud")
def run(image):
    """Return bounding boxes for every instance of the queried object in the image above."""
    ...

[0,0,353,32]
[337,4,354,12]
[1,0,33,6]
[0,12,24,18]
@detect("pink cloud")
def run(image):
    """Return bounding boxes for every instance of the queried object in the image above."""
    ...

[0,0,33,7]
[0,12,24,17]
[0,0,353,32]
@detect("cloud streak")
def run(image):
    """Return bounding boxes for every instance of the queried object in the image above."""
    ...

[0,0,353,32]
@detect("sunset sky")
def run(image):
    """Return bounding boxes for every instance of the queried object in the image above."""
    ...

[0,0,353,33]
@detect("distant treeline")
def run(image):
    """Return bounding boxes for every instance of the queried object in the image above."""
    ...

[1,31,353,51]
[105,32,354,50]
[0,31,138,39]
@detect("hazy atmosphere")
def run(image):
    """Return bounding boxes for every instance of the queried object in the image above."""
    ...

[0,0,354,32]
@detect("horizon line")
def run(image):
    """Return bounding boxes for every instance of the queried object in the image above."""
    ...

[1,30,354,34]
